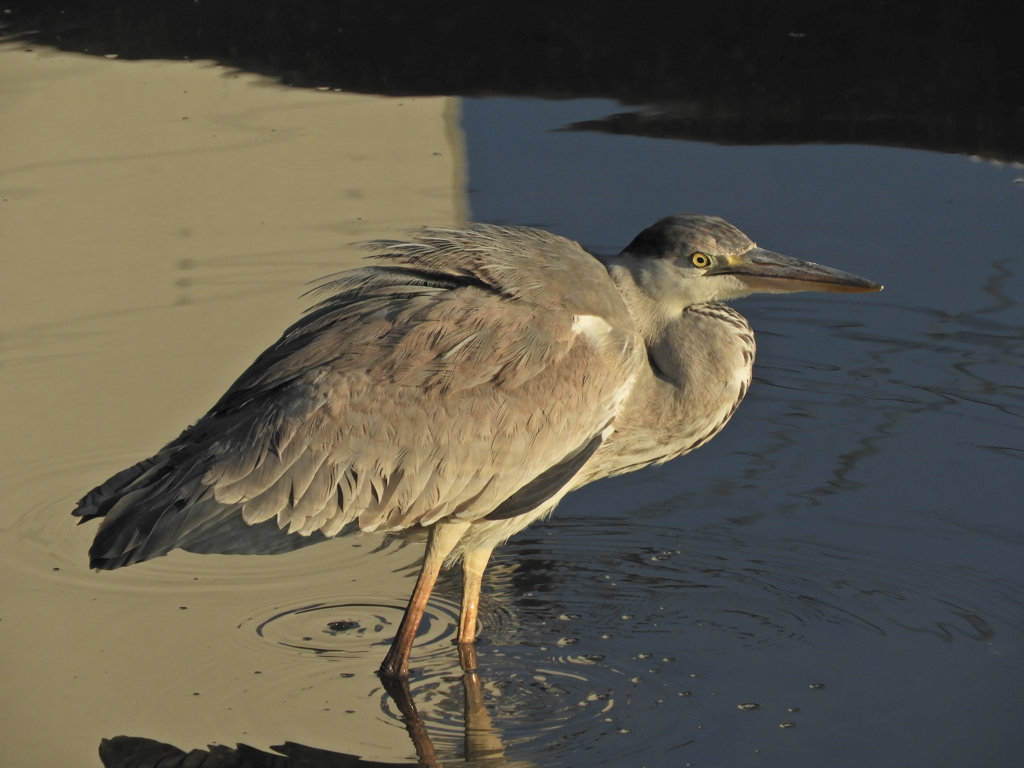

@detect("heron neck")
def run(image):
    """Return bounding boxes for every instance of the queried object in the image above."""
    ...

[605,262,683,342]
[593,266,756,477]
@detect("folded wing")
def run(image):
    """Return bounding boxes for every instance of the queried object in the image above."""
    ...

[75,226,641,569]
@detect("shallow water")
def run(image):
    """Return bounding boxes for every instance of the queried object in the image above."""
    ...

[2,33,1023,768]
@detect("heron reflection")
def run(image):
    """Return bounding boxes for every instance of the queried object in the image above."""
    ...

[95,661,526,768]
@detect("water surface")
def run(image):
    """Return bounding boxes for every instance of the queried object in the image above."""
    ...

[2,40,1023,768]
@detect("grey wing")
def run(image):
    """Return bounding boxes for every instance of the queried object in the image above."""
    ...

[78,226,641,569]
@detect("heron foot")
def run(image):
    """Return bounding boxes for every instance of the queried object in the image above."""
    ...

[377,656,410,680]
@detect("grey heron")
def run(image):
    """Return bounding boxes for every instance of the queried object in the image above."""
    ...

[73,214,881,679]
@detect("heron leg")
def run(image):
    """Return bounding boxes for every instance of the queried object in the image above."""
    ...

[379,520,470,680]
[458,545,494,655]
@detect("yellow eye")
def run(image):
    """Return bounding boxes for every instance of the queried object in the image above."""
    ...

[691,252,711,268]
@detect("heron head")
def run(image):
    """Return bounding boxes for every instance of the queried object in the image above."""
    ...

[616,213,882,309]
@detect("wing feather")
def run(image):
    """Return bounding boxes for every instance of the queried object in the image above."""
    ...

[76,225,643,568]
[240,476,293,525]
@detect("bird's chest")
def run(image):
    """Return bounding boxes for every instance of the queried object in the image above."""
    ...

[666,303,755,454]
[592,304,755,476]
[676,344,753,455]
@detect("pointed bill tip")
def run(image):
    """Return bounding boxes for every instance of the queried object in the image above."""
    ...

[817,279,884,294]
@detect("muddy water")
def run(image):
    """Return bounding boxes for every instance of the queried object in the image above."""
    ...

[3,47,1023,768]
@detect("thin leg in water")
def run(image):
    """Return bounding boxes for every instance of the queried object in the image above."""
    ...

[379,520,470,680]
[457,545,494,670]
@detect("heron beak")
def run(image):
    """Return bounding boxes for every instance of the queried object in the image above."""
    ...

[716,247,883,293]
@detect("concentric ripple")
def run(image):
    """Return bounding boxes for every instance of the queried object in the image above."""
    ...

[379,654,622,760]
[247,598,461,661]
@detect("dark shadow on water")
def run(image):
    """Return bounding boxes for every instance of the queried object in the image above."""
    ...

[3,0,1022,161]
[98,735,410,768]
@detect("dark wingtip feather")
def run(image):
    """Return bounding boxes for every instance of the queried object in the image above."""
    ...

[88,550,149,571]
[73,458,159,522]
[87,519,157,570]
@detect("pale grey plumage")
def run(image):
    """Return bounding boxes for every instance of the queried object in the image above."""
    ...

[73,213,880,677]
[77,225,641,565]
